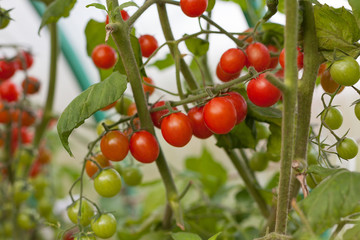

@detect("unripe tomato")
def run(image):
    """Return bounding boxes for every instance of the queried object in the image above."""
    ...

[17,211,37,230]
[161,112,193,147]
[0,60,16,80]
[0,8,10,29]
[216,63,240,82]
[100,130,129,162]
[129,130,159,163]
[143,76,155,95]
[336,137,358,160]
[249,152,269,171]
[91,44,117,69]
[13,181,31,205]
[122,166,143,186]
[0,80,20,102]
[180,0,208,17]
[150,101,177,128]
[85,153,112,178]
[96,119,118,136]
[139,35,158,58]
[203,97,237,134]
[320,69,344,94]
[67,199,95,226]
[219,48,246,74]
[21,76,40,94]
[91,213,117,239]
[279,47,304,69]
[224,91,247,124]
[94,168,122,197]
[187,106,213,139]
[354,102,360,121]
[115,96,133,115]
[246,42,271,72]
[321,107,343,130]
[247,74,281,107]
[330,56,360,86]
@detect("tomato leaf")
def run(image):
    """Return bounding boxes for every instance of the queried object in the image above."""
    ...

[184,36,209,57]
[261,22,284,46]
[296,170,360,235]
[307,165,343,179]
[206,0,216,12]
[215,121,256,149]
[39,0,76,34]
[343,224,360,240]
[349,0,360,30]
[57,72,127,156]
[86,3,107,11]
[247,101,282,126]
[314,4,360,60]
[185,148,227,197]
[208,232,222,240]
[117,2,139,10]
[171,232,202,240]
[140,232,171,240]
[151,53,174,70]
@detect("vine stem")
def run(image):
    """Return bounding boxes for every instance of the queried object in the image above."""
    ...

[274,0,299,234]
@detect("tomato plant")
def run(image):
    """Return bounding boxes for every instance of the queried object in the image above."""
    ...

[330,56,360,86]
[247,74,281,107]
[100,130,129,162]
[161,112,193,147]
[139,35,158,58]
[180,0,208,17]
[93,168,122,197]
[91,44,117,69]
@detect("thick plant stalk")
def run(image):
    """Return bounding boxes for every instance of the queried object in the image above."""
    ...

[106,0,182,229]
[275,0,299,234]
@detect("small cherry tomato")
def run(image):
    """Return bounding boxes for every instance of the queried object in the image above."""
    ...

[187,106,213,139]
[91,44,117,69]
[238,28,253,44]
[320,69,344,94]
[267,45,279,69]
[122,166,143,186]
[127,102,137,116]
[245,42,271,72]
[355,102,360,121]
[216,63,240,82]
[67,199,95,226]
[105,9,129,24]
[85,153,112,178]
[115,96,133,115]
[11,109,36,127]
[0,80,20,102]
[0,60,16,80]
[0,101,11,124]
[91,213,117,239]
[161,112,193,147]
[279,47,304,69]
[37,147,52,165]
[249,152,269,171]
[336,137,358,160]
[130,130,159,163]
[94,168,122,197]
[150,101,177,128]
[219,48,246,74]
[100,130,129,161]
[15,51,34,70]
[224,91,247,124]
[180,0,208,17]
[96,119,118,136]
[321,107,343,130]
[246,74,281,107]
[143,76,155,95]
[21,76,40,94]
[330,56,360,86]
[139,35,158,58]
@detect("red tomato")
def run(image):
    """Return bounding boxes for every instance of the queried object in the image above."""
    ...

[317,62,327,76]
[21,76,40,94]
[37,147,52,165]
[15,51,34,70]
[0,80,20,102]
[224,92,247,124]
[245,42,271,72]
[85,153,112,178]
[279,47,304,69]
[0,101,11,123]
[238,28,253,44]
[150,101,177,128]
[267,45,279,69]
[91,44,117,69]
[29,160,42,178]
[12,127,33,145]
[187,106,213,139]
[180,0,208,17]
[11,109,36,127]
[130,130,159,163]
[143,77,155,95]
[219,48,246,74]
[247,74,281,107]
[161,112,192,147]
[105,10,130,24]
[100,131,129,161]
[139,35,158,58]
[203,97,237,134]
[0,60,16,80]
[127,102,137,116]
[216,63,240,82]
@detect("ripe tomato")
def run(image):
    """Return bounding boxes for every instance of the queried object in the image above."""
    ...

[15,51,34,70]
[122,166,143,186]
[29,160,42,178]
[219,48,246,74]
[130,130,159,163]
[67,199,95,226]
[94,168,122,197]
[238,28,253,44]
[267,45,279,69]
[143,76,155,95]
[317,62,327,76]
[320,69,344,94]
[245,42,271,72]
[336,137,358,160]
[37,147,52,164]
[321,107,343,130]
[11,109,36,127]
[0,60,16,80]
[161,112,193,147]
[21,76,40,94]
[330,56,360,86]
[0,101,11,123]
[85,153,112,178]
[355,102,360,121]
[249,152,268,171]
[187,106,213,139]
[127,102,137,116]
[91,44,117,69]
[180,0,208,17]
[105,9,129,24]
[246,74,281,107]
[0,80,20,102]
[12,127,33,145]
[203,97,237,134]
[139,35,158,58]
[216,63,240,82]
[100,131,129,161]
[91,213,117,239]
[150,101,177,128]
[224,92,247,124]
[279,47,304,69]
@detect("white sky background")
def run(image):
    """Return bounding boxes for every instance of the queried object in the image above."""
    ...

[0,0,357,173]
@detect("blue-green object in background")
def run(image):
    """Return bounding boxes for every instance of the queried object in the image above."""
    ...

[29,0,105,123]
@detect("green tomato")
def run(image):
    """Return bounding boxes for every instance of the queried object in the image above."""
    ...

[2,221,13,237]
[306,173,323,189]
[122,166,143,186]
[307,146,318,166]
[321,107,343,130]
[330,56,360,86]
[94,168,122,198]
[13,181,31,205]
[336,137,358,160]
[30,175,48,199]
[91,213,117,239]
[115,96,133,115]
[0,8,10,29]
[255,122,270,140]
[15,148,34,166]
[38,198,53,217]
[355,102,360,121]
[96,119,118,136]
[67,199,95,226]
[249,152,269,172]
[17,211,37,230]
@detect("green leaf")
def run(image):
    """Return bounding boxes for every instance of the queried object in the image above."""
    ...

[215,121,256,150]
[140,232,171,240]
[206,0,216,12]
[298,170,360,235]
[151,53,174,70]
[349,0,360,30]
[208,232,222,240]
[343,224,360,240]
[261,22,284,46]
[184,36,209,57]
[86,3,107,11]
[247,101,282,126]
[118,1,139,10]
[57,72,127,156]
[171,232,202,240]
[307,165,343,179]
[185,148,227,197]
[39,0,76,33]
[314,4,360,60]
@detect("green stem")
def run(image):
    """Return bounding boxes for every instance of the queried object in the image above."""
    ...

[275,0,299,234]
[33,22,58,148]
